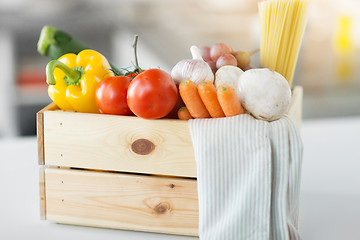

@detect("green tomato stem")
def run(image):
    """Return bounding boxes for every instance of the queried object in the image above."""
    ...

[133,35,139,68]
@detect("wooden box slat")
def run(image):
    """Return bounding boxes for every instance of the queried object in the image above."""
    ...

[40,86,302,178]
[45,168,199,236]
[43,111,196,177]
[287,86,303,129]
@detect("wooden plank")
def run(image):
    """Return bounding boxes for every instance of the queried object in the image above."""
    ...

[39,166,47,219]
[37,102,58,165]
[45,168,199,236]
[287,86,303,129]
[44,111,197,178]
[42,87,302,177]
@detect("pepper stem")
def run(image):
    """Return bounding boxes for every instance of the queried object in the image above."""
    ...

[46,60,81,85]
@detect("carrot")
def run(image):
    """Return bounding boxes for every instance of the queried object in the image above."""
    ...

[178,107,193,120]
[198,80,225,118]
[217,84,245,117]
[179,80,210,118]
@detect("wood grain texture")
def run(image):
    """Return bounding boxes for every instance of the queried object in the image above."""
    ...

[45,168,199,236]
[287,86,303,129]
[39,166,46,219]
[44,111,196,177]
[42,87,302,177]
[37,102,58,165]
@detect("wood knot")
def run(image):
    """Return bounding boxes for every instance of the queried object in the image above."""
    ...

[131,139,155,155]
[154,202,170,215]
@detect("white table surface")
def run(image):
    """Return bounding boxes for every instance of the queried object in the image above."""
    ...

[1,116,360,240]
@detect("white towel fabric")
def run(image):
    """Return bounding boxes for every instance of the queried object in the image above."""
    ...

[189,114,303,240]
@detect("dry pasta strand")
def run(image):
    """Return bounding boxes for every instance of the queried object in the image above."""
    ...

[259,0,309,86]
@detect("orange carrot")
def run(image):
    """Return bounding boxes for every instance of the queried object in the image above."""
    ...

[198,80,225,118]
[178,107,193,120]
[179,80,211,118]
[217,84,245,117]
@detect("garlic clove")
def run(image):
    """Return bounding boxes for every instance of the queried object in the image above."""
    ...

[171,45,214,85]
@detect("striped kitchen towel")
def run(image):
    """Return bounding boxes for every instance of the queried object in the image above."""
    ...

[189,114,303,240]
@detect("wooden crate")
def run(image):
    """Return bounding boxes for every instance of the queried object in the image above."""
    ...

[37,86,303,236]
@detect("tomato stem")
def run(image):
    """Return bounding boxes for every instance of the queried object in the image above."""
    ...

[109,35,144,79]
[133,35,139,68]
[131,35,143,77]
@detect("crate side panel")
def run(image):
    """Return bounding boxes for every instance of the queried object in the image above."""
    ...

[45,168,199,236]
[37,110,44,165]
[287,86,303,129]
[37,102,58,165]
[44,112,196,177]
[39,166,46,219]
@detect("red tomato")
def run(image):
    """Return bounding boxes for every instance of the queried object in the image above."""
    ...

[165,83,185,119]
[95,76,133,115]
[127,69,178,119]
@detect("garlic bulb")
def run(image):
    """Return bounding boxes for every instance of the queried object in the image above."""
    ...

[171,45,214,85]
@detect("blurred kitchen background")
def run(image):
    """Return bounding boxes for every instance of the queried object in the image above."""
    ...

[0,0,359,137]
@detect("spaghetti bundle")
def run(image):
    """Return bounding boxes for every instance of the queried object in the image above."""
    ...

[259,0,309,86]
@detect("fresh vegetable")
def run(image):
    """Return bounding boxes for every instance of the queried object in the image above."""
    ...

[124,35,145,79]
[95,76,132,115]
[178,107,193,120]
[127,69,178,119]
[198,81,225,118]
[200,42,259,73]
[200,46,217,74]
[171,45,214,85]
[199,46,211,61]
[238,68,291,121]
[46,49,113,113]
[206,60,217,74]
[179,80,210,119]
[232,50,251,71]
[210,43,233,61]
[38,25,119,73]
[216,53,238,69]
[217,85,244,117]
[214,66,243,100]
[165,84,185,119]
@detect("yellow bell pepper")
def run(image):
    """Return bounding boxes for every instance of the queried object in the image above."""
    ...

[46,49,114,113]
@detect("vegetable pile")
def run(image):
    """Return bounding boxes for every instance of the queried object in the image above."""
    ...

[38,25,292,122]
